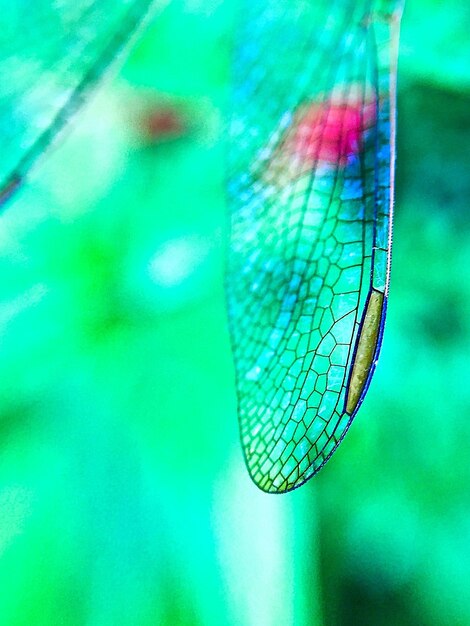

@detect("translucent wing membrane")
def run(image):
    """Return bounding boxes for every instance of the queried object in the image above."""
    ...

[0,0,164,204]
[227,0,403,492]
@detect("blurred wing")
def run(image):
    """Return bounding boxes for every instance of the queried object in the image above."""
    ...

[0,0,164,205]
[227,0,403,492]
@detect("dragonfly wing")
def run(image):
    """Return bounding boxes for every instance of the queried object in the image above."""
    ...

[228,0,403,492]
[0,0,164,204]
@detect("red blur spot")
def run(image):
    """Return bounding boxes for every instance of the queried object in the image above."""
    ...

[142,107,187,143]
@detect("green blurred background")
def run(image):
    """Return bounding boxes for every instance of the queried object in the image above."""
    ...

[0,0,469,624]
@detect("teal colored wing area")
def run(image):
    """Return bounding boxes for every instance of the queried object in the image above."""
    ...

[0,0,163,202]
[227,0,403,492]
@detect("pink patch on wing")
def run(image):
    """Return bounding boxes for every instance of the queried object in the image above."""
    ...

[288,97,376,167]
[259,88,376,186]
